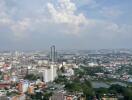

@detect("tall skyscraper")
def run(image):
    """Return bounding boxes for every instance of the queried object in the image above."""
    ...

[50,45,56,62]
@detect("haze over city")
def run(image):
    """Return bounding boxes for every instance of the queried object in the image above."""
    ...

[0,0,132,50]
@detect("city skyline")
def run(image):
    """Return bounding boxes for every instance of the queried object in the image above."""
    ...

[0,0,132,50]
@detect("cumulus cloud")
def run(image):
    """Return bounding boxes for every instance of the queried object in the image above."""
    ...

[0,0,131,43]
[0,0,87,36]
[46,0,87,35]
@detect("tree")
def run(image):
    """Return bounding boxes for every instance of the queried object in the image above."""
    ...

[54,75,67,84]
[84,80,92,88]
[65,82,82,92]
[43,92,53,100]
[123,88,132,100]
[109,84,124,94]
[82,84,94,96]
[95,87,108,95]
[24,74,39,81]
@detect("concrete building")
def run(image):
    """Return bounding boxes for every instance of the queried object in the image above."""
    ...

[63,68,74,77]
[50,92,65,100]
[18,81,29,93]
[39,65,57,83]
[28,86,34,94]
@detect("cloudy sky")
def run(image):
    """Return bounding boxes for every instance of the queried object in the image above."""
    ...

[0,0,132,50]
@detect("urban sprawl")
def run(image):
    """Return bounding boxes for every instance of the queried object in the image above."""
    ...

[0,47,132,100]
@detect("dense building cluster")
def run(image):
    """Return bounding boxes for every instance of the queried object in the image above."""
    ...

[0,48,132,100]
